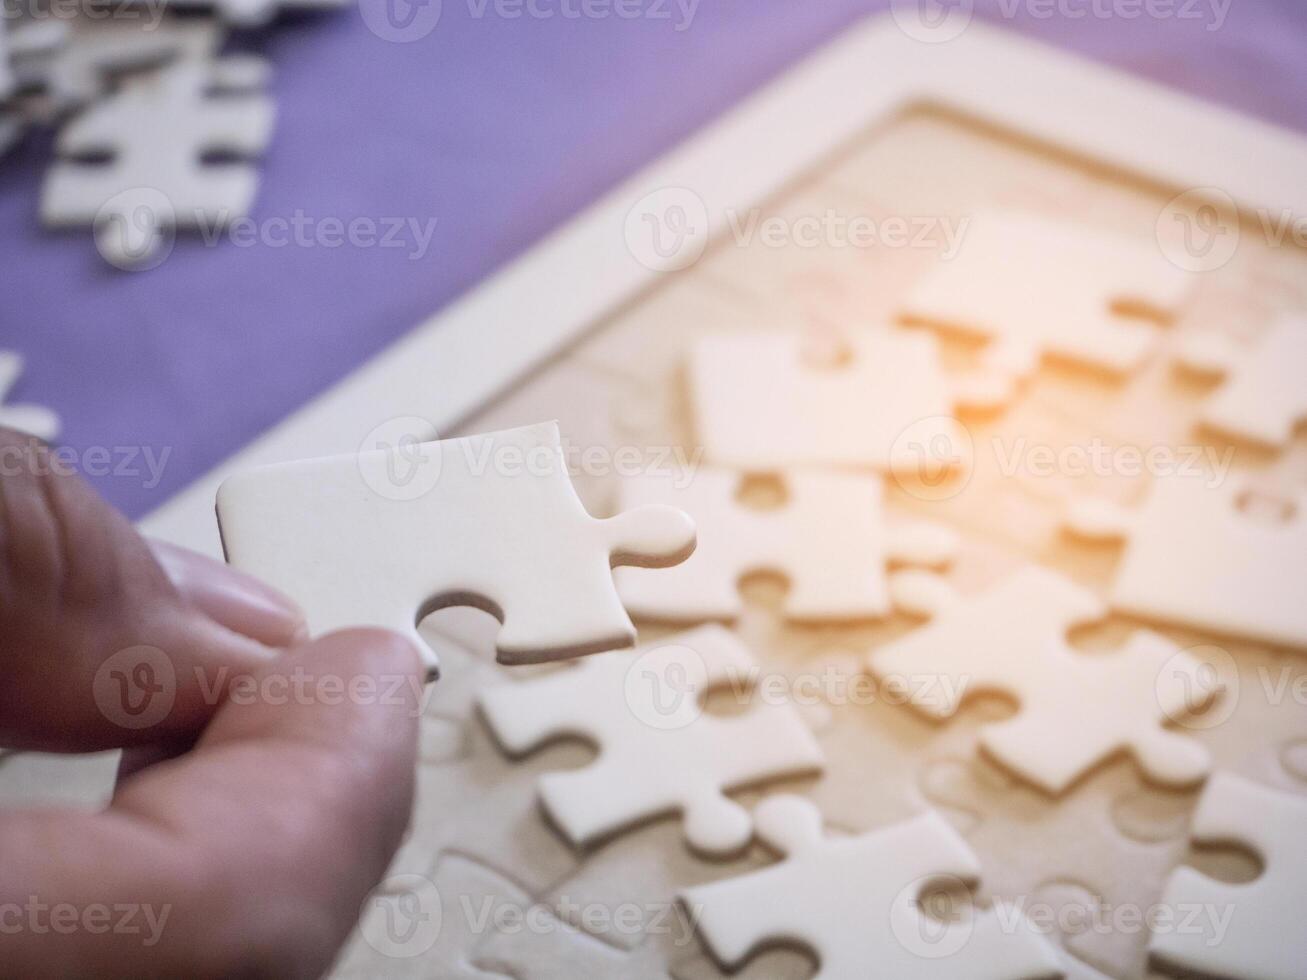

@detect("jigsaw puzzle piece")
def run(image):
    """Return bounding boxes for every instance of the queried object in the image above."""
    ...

[681,795,1062,979]
[0,351,59,441]
[1177,316,1307,447]
[152,0,349,27]
[1150,773,1307,980]
[615,467,955,622]
[217,422,697,675]
[689,328,975,473]
[0,749,117,809]
[900,210,1192,388]
[868,566,1215,794]
[478,625,824,856]
[41,53,274,267]
[1064,475,1307,650]
[331,855,521,980]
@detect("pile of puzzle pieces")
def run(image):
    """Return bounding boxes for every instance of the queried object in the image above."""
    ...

[1,0,345,267]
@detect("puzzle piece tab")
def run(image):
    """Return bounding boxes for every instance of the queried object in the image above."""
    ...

[1065,476,1307,649]
[478,625,824,855]
[689,328,980,472]
[868,566,1215,794]
[216,422,696,675]
[900,210,1191,384]
[1177,317,1307,447]
[41,54,274,268]
[1150,772,1307,980]
[681,794,1062,979]
[615,467,956,622]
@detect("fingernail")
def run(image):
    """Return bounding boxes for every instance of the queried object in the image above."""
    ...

[151,540,307,648]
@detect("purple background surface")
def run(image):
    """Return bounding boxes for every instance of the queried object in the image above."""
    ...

[1,0,1304,518]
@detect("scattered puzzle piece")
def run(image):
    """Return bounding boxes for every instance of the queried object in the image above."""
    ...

[681,794,1062,979]
[0,351,59,440]
[900,210,1191,387]
[41,53,274,268]
[1176,316,1307,447]
[1150,772,1307,980]
[478,625,825,856]
[689,328,986,472]
[868,565,1215,794]
[216,422,697,675]
[1065,476,1307,650]
[615,467,956,622]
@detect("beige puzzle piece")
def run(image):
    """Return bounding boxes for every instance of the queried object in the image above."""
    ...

[1065,475,1307,650]
[615,467,956,623]
[689,328,988,472]
[216,422,697,675]
[681,794,1063,980]
[1177,316,1307,448]
[1150,773,1307,980]
[478,626,825,856]
[868,565,1215,794]
[900,210,1192,389]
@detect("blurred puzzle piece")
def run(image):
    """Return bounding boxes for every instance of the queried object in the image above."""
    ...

[615,467,956,622]
[1066,476,1307,649]
[681,794,1062,980]
[868,565,1215,794]
[478,625,824,856]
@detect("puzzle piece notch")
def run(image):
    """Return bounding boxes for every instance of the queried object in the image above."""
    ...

[689,327,979,473]
[681,795,1062,980]
[41,52,274,268]
[868,565,1215,794]
[0,351,60,441]
[1150,773,1307,980]
[615,467,956,623]
[1063,476,1307,650]
[477,625,825,856]
[1176,317,1307,447]
[216,422,697,676]
[899,210,1193,387]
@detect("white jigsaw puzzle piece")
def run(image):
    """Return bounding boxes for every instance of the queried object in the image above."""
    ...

[689,328,975,472]
[1065,475,1307,649]
[216,421,697,676]
[478,625,824,856]
[681,794,1062,980]
[900,210,1192,384]
[615,467,956,622]
[868,565,1215,794]
[1177,317,1307,447]
[41,53,274,268]
[1150,772,1307,980]
[0,351,60,441]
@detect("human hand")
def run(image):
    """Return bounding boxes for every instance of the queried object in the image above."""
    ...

[0,430,425,978]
